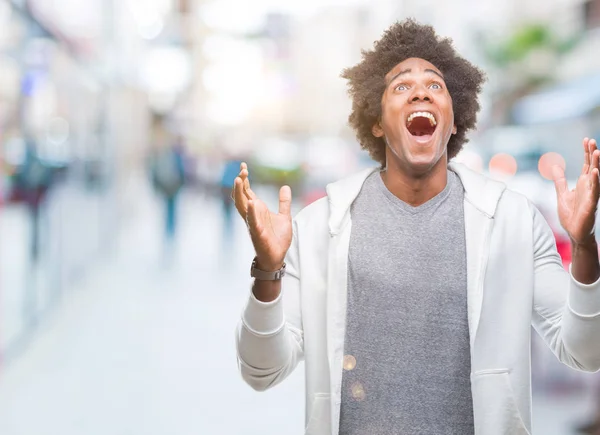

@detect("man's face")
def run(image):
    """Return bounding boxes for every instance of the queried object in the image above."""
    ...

[372,57,456,175]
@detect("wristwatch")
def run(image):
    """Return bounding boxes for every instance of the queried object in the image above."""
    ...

[250,257,286,280]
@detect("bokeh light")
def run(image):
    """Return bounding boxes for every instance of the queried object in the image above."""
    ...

[350,382,366,401]
[488,153,518,177]
[455,148,484,173]
[343,355,357,371]
[538,152,566,180]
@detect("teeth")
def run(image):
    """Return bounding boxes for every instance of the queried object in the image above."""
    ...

[407,111,437,126]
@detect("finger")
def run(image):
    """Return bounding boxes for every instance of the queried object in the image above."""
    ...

[240,169,257,201]
[233,177,248,218]
[246,199,264,236]
[238,162,249,188]
[592,168,600,198]
[589,138,596,174]
[583,138,590,174]
[590,138,598,156]
[278,185,292,216]
[237,167,251,199]
[244,184,257,201]
[586,138,600,179]
[592,149,600,174]
[552,164,568,199]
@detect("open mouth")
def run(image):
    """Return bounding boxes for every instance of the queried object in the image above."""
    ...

[406,111,437,140]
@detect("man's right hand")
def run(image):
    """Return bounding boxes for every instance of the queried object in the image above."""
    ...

[232,162,293,271]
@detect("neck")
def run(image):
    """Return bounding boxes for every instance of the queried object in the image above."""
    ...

[381,156,448,207]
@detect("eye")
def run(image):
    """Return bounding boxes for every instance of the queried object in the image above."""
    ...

[395,84,409,91]
[429,82,442,90]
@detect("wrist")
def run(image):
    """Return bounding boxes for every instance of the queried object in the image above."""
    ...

[252,280,281,302]
[255,257,284,272]
[571,237,598,251]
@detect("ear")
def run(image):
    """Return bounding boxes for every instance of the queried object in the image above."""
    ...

[372,121,384,138]
[452,125,457,135]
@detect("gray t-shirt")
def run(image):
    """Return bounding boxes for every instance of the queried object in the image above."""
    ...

[339,170,473,435]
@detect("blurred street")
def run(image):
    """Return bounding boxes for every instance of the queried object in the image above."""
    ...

[0,180,306,435]
[0,180,596,435]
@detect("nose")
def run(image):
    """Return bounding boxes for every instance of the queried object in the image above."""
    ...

[409,85,432,103]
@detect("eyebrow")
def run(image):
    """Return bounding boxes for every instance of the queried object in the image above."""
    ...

[387,68,445,84]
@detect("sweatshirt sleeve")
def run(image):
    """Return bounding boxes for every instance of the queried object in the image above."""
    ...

[235,220,304,391]
[531,203,600,372]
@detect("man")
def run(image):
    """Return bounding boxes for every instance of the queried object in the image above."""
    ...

[13,137,54,263]
[232,19,600,435]
[149,134,186,244]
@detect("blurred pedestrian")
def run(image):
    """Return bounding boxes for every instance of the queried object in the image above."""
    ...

[231,19,600,435]
[150,135,186,245]
[219,156,243,238]
[12,138,53,263]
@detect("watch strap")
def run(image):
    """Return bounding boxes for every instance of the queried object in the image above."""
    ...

[250,257,286,280]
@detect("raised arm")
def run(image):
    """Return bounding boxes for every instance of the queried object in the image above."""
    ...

[232,163,304,391]
[533,137,600,372]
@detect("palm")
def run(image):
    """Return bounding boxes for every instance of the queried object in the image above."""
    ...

[554,138,600,245]
[232,162,293,269]
[250,199,293,263]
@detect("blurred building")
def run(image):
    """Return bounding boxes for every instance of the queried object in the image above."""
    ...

[0,0,189,363]
[0,0,598,366]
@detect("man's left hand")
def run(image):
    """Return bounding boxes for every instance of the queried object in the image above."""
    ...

[553,137,600,247]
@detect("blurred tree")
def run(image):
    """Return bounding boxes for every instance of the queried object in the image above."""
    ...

[485,24,579,67]
[478,22,583,125]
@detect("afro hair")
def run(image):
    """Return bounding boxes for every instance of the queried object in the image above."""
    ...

[342,19,486,167]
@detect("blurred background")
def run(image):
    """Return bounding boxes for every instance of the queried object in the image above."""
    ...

[0,0,599,434]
